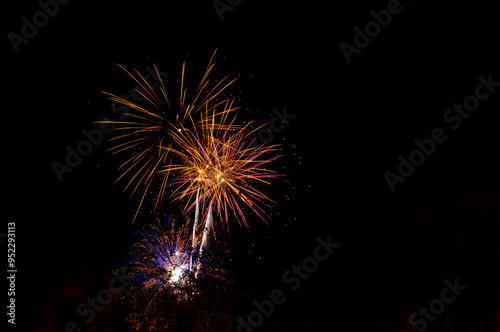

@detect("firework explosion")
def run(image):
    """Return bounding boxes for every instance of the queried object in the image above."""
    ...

[99,50,239,221]
[167,115,283,231]
[120,218,200,294]
[117,217,238,331]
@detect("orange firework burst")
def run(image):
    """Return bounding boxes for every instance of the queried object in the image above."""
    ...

[98,50,239,221]
[165,112,283,232]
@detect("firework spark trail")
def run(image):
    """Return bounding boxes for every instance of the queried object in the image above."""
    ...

[97,50,240,222]
[189,188,201,271]
[196,204,213,277]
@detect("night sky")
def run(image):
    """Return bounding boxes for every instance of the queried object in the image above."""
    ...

[4,0,500,331]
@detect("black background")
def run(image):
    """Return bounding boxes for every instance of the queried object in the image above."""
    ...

[4,0,500,331]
